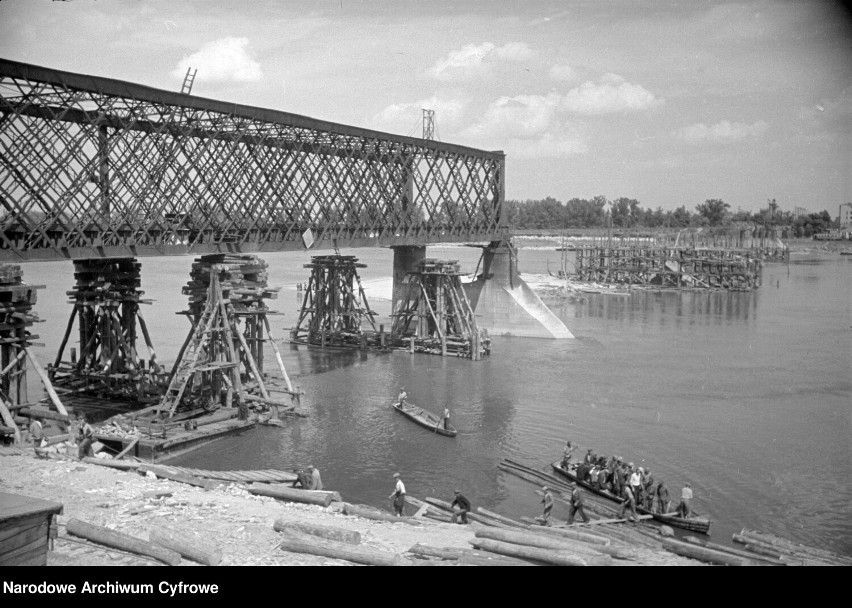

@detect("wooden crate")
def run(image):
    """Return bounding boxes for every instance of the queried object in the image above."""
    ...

[0,492,63,566]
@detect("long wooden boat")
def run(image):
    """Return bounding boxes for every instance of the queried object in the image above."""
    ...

[391,402,457,437]
[550,460,711,534]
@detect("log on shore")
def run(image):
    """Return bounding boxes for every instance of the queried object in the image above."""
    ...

[44,434,70,446]
[65,519,181,566]
[407,543,538,566]
[273,519,361,545]
[528,524,611,546]
[137,465,220,490]
[342,503,423,526]
[476,507,531,529]
[473,526,608,558]
[662,538,757,566]
[247,483,333,507]
[149,527,222,566]
[528,526,638,560]
[733,530,848,565]
[683,536,785,566]
[470,537,610,566]
[278,529,410,566]
[82,457,141,471]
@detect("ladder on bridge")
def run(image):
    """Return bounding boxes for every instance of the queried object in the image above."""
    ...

[181,67,197,95]
[158,271,239,417]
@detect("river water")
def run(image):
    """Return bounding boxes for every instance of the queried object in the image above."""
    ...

[19,245,852,555]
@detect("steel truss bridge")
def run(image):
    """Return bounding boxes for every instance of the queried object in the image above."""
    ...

[0,59,506,261]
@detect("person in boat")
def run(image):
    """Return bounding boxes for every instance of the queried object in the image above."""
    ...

[561,441,576,468]
[308,465,323,491]
[541,486,554,525]
[442,406,451,431]
[618,484,639,523]
[677,482,693,518]
[597,465,611,493]
[567,482,590,524]
[450,490,471,524]
[583,448,595,465]
[642,468,655,511]
[589,464,600,490]
[629,465,643,507]
[397,387,408,409]
[656,480,671,514]
[389,472,406,516]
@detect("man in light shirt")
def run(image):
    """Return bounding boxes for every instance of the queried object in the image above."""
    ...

[389,472,406,516]
[678,482,694,518]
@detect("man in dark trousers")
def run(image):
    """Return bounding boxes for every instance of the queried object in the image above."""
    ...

[567,482,590,524]
[450,490,470,524]
[389,472,406,516]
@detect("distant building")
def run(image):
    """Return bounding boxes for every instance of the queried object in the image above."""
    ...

[840,203,852,228]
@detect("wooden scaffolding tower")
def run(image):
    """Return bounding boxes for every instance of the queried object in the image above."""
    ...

[573,246,761,290]
[49,258,166,403]
[291,254,380,349]
[0,264,68,445]
[391,259,489,360]
[145,254,300,422]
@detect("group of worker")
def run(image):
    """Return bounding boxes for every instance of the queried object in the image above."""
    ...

[561,440,696,521]
[27,413,95,461]
[291,464,323,491]
[388,471,471,524]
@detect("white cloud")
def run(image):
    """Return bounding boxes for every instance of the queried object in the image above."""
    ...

[428,42,533,79]
[548,64,576,82]
[461,94,561,140]
[460,94,584,158]
[561,74,662,115]
[675,120,769,144]
[373,97,465,134]
[171,37,262,83]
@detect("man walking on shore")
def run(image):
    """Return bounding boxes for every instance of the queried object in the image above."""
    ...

[567,482,590,524]
[541,486,554,525]
[389,472,406,516]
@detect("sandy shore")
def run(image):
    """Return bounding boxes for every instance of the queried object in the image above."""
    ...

[0,449,700,567]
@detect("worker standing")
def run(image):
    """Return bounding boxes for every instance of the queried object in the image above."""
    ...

[389,472,406,516]
[541,486,554,525]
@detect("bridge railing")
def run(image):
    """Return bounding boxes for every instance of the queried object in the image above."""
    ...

[0,59,506,260]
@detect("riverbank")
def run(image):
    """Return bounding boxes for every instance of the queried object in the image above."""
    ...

[0,449,698,566]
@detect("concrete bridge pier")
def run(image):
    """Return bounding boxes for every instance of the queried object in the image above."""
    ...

[391,246,426,312]
[464,239,574,339]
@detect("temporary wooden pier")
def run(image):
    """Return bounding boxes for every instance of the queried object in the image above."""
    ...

[290,254,381,349]
[573,246,761,290]
[49,257,167,403]
[391,259,489,359]
[0,264,69,445]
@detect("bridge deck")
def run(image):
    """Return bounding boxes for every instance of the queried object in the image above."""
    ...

[0,59,506,261]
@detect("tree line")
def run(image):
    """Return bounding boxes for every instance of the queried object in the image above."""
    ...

[506,196,837,237]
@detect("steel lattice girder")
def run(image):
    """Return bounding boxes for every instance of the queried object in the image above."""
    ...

[0,59,506,261]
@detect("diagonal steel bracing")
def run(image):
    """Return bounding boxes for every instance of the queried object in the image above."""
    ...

[0,59,506,261]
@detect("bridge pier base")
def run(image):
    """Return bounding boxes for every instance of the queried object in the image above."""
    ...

[464,239,574,339]
[391,245,426,310]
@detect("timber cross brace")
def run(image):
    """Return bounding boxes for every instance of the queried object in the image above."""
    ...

[0,59,507,261]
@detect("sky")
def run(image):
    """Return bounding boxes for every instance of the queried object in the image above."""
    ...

[1,0,850,214]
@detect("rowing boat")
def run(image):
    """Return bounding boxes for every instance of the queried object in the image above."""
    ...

[550,460,711,534]
[391,402,457,437]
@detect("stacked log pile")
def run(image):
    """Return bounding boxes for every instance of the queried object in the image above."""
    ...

[731,529,852,566]
[182,254,277,320]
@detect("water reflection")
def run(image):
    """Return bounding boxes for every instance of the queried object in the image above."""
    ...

[573,290,758,326]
